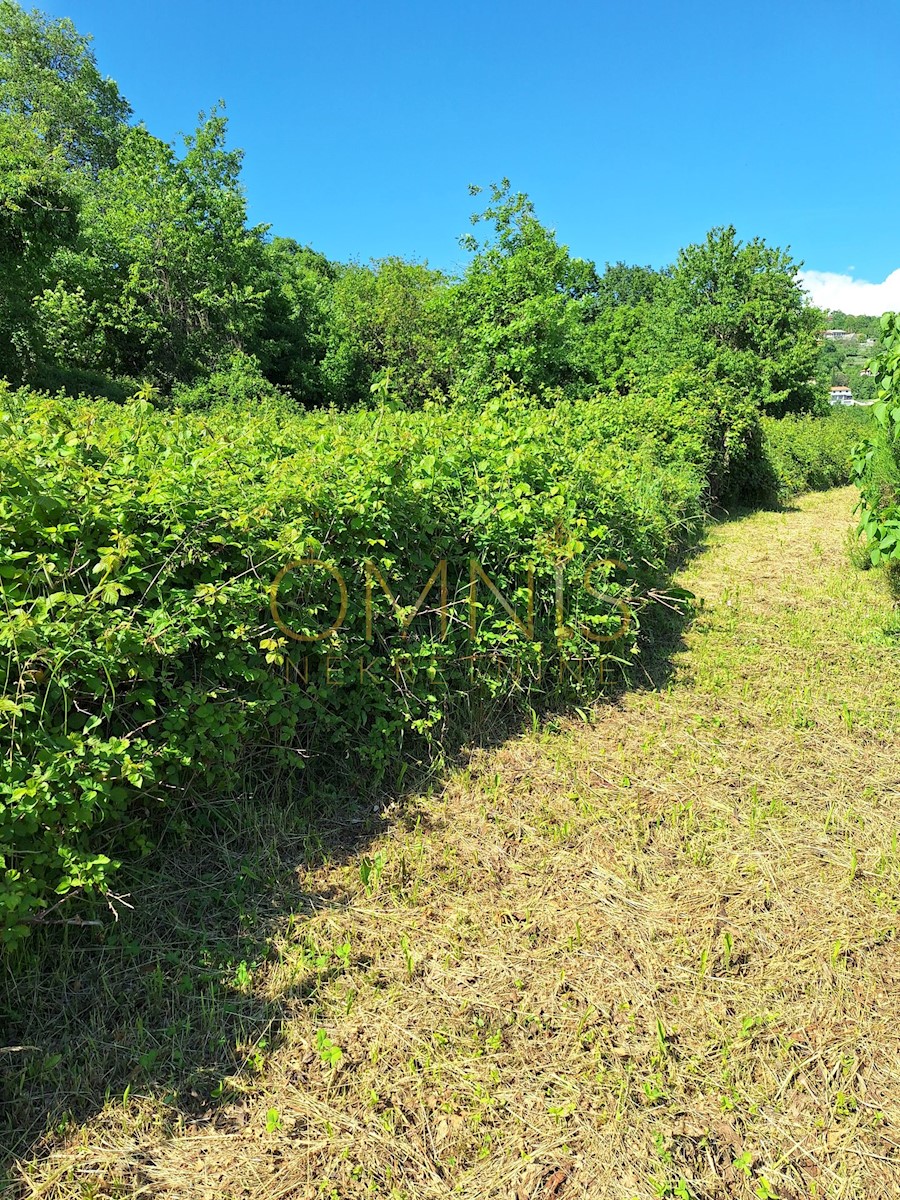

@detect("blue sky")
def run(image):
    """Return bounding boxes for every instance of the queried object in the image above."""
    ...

[40,0,900,311]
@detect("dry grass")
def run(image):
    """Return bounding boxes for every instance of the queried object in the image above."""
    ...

[4,486,900,1200]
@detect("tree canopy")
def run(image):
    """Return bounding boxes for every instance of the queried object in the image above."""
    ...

[0,0,130,171]
[0,0,848,428]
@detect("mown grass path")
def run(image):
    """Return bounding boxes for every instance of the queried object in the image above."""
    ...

[11,487,900,1200]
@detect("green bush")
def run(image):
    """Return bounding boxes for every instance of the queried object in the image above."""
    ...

[760,407,868,502]
[25,362,142,404]
[2,366,862,940]
[169,350,291,411]
[0,381,712,940]
[853,314,900,574]
[577,368,760,507]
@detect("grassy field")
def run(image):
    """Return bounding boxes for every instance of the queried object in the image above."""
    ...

[4,485,900,1200]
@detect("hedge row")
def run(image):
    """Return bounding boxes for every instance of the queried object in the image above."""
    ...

[0,381,863,939]
[0,381,712,939]
[852,314,900,585]
[760,407,869,501]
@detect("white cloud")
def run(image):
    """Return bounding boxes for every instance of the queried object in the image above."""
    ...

[798,268,900,316]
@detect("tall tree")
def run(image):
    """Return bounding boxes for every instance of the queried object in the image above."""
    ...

[663,225,823,416]
[0,1,131,379]
[439,181,599,401]
[34,112,269,384]
[0,115,77,379]
[0,0,130,172]
[321,256,449,406]
[594,261,662,309]
[253,237,337,404]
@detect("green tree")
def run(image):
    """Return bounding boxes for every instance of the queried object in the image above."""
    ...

[816,335,845,386]
[321,256,450,406]
[0,0,130,172]
[254,237,337,404]
[439,181,599,401]
[34,112,269,385]
[827,311,882,340]
[0,1,130,379]
[594,260,662,309]
[663,225,823,416]
[0,115,77,379]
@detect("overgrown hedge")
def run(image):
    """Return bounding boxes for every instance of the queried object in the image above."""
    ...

[0,380,860,940]
[0,382,708,939]
[853,314,900,587]
[760,407,868,501]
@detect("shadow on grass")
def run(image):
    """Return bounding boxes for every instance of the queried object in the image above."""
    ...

[2,763,434,1133]
[0,533,718,1186]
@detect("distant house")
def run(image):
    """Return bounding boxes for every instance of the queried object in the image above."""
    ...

[823,329,855,341]
[829,385,854,405]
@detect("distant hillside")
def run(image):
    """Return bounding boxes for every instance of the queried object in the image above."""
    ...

[817,310,882,401]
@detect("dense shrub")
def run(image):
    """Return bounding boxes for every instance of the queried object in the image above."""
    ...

[759,407,868,502]
[25,361,142,405]
[168,350,291,411]
[0,382,710,940]
[852,314,900,589]
[0,372,864,940]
